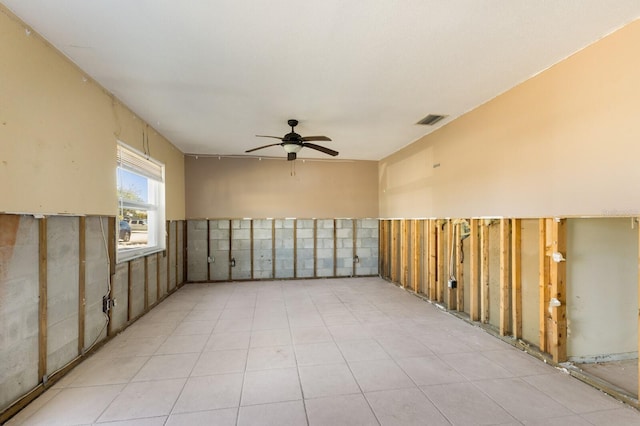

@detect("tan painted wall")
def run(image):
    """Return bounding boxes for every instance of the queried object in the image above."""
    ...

[185,156,378,218]
[0,7,185,219]
[379,19,640,218]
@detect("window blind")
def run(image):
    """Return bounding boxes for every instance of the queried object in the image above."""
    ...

[117,143,164,182]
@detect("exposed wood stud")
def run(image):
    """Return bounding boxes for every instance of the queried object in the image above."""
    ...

[183,221,188,284]
[412,220,420,293]
[637,219,640,397]
[401,219,409,288]
[206,220,210,282]
[175,221,179,286]
[167,221,171,292]
[428,219,437,300]
[294,219,298,278]
[107,217,115,336]
[250,220,254,280]
[456,221,464,312]
[469,219,479,321]
[437,220,445,303]
[378,220,384,277]
[480,220,490,323]
[156,252,161,301]
[446,219,455,310]
[229,219,233,280]
[38,217,47,381]
[144,255,149,310]
[353,219,358,277]
[391,220,398,283]
[549,218,567,363]
[78,217,86,353]
[127,260,132,322]
[511,219,522,339]
[272,219,276,279]
[313,219,318,278]
[499,218,510,336]
[333,219,337,277]
[538,218,549,352]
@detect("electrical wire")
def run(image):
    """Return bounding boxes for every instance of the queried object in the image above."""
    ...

[84,216,111,353]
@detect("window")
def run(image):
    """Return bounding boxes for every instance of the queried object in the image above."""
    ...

[116,142,165,262]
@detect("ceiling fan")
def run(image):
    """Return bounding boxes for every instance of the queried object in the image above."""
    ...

[246,119,338,161]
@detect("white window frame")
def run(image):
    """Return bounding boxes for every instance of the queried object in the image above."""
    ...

[116,141,166,263]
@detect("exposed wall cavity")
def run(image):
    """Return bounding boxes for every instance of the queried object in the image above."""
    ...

[0,214,186,419]
[186,218,379,282]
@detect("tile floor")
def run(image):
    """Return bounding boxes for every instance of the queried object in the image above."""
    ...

[7,277,640,425]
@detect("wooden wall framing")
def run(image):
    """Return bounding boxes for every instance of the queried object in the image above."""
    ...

[1,216,187,424]
[379,216,570,366]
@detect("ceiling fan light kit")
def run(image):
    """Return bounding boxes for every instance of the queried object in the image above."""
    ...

[246,119,338,161]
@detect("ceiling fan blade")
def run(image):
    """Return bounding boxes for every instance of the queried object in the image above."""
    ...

[303,143,339,156]
[256,135,284,140]
[301,136,332,142]
[245,143,282,153]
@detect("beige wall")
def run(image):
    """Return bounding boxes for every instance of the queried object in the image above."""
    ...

[379,19,640,218]
[0,7,185,219]
[185,156,378,218]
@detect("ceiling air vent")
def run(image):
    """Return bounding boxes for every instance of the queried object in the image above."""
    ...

[416,114,447,126]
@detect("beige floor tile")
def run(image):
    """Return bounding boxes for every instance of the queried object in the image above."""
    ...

[204,331,251,351]
[172,373,243,413]
[220,307,255,320]
[328,324,373,341]
[523,372,622,414]
[166,408,237,426]
[295,341,345,366]
[132,353,199,381]
[366,388,450,425]
[96,416,168,425]
[215,318,252,333]
[250,328,292,347]
[442,351,513,380]
[10,385,122,425]
[4,389,61,425]
[241,368,302,406]
[480,349,552,377]
[291,327,333,345]
[421,382,517,425]
[154,334,208,355]
[237,400,307,426]
[337,339,390,362]
[306,394,378,426]
[94,336,167,359]
[246,345,296,370]
[474,377,573,422]
[171,320,217,336]
[99,379,185,422]
[67,355,148,387]
[191,349,247,376]
[581,407,640,426]
[299,363,361,399]
[522,415,594,425]
[376,335,433,359]
[396,355,466,386]
[348,359,415,392]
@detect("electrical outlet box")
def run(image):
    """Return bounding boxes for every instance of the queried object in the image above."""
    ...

[102,295,111,313]
[448,278,457,289]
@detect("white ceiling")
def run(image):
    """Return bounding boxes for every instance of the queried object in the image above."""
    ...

[4,1,640,161]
